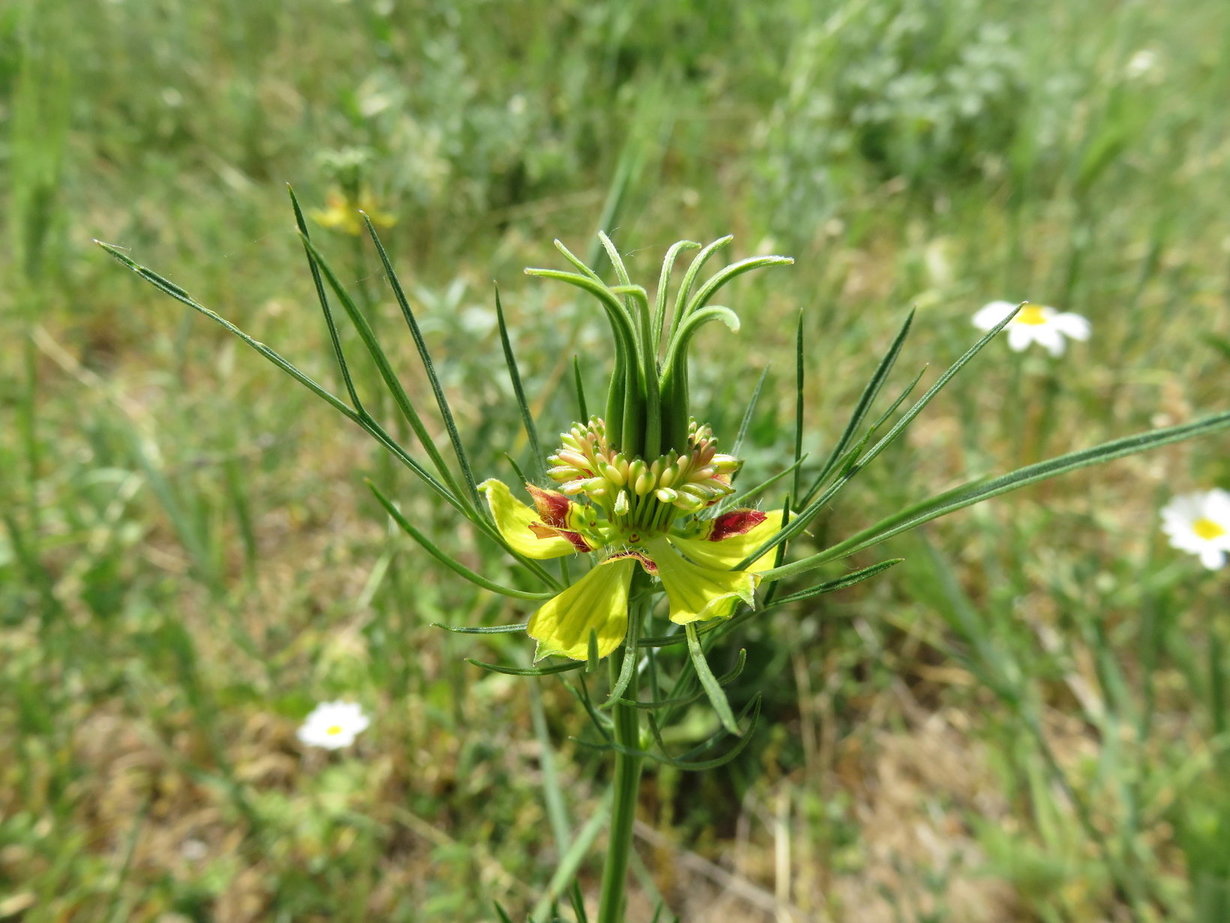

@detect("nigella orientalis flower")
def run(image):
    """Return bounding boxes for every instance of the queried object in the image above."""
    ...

[481,423,783,661]
[479,235,794,662]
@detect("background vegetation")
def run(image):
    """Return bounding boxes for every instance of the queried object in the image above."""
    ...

[2,0,1228,919]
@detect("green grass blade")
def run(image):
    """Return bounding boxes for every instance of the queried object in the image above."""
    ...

[529,805,609,923]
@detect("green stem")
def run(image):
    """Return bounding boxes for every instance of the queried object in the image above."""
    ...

[597,583,649,923]
[597,697,642,923]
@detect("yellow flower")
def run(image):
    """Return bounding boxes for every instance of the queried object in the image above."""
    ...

[310,189,396,236]
[479,479,782,661]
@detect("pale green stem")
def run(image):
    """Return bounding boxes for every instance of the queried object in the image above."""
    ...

[597,587,648,923]
[597,697,641,923]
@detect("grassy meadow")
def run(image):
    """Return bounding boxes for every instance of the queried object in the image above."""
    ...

[3,0,1230,919]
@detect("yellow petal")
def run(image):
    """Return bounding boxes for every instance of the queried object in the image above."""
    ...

[528,559,634,661]
[645,538,757,625]
[479,479,577,559]
[669,509,785,573]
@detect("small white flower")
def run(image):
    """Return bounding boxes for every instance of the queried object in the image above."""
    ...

[1125,49,1160,80]
[297,701,370,750]
[1161,490,1230,570]
[972,300,1091,356]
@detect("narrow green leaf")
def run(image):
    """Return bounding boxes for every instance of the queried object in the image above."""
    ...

[552,237,604,282]
[529,803,609,923]
[364,215,480,508]
[802,309,915,505]
[433,621,529,634]
[764,558,903,608]
[573,355,588,421]
[731,367,769,458]
[741,305,1019,569]
[598,230,633,288]
[96,241,354,419]
[586,629,601,673]
[619,650,747,710]
[641,696,763,770]
[368,482,553,600]
[793,311,805,501]
[685,623,741,736]
[287,185,364,412]
[298,234,471,508]
[494,286,543,469]
[467,658,586,677]
[605,605,641,707]
[767,409,1230,582]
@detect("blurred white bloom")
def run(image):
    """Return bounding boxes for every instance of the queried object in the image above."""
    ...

[1125,49,1160,80]
[972,300,1091,356]
[1161,490,1230,570]
[297,701,370,750]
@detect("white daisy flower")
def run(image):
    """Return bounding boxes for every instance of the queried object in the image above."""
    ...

[972,300,1091,356]
[1160,489,1230,570]
[297,701,370,750]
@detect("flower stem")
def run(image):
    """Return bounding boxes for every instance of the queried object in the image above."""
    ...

[597,581,649,923]
[597,696,642,923]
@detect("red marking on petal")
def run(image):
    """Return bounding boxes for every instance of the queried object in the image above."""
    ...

[709,509,767,542]
[526,483,574,528]
[559,530,592,552]
[528,521,592,552]
[607,549,658,575]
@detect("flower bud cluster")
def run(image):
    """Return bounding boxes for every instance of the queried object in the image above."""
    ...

[547,418,741,521]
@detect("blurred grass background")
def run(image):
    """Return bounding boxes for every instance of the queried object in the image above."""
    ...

[2,0,1229,920]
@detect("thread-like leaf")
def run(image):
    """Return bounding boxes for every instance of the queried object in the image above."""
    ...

[767,409,1230,582]
[686,623,741,736]
[369,481,554,600]
[364,215,480,508]
[494,286,543,468]
[802,309,915,505]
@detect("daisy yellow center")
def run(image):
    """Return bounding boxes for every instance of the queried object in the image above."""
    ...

[1015,305,1049,326]
[326,725,343,735]
[1193,517,1227,540]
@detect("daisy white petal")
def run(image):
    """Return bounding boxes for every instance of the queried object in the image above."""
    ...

[1006,323,1036,352]
[975,300,1091,356]
[298,701,371,750]
[1160,489,1230,570]
[1051,312,1091,341]
[972,300,1018,330]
